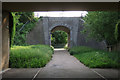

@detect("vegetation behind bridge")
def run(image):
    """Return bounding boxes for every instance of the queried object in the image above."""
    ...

[10,12,39,46]
[51,31,68,48]
[83,11,120,48]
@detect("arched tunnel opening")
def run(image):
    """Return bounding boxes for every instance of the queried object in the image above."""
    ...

[50,26,70,48]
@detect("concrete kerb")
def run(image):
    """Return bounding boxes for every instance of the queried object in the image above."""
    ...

[0,68,11,74]
[0,68,11,80]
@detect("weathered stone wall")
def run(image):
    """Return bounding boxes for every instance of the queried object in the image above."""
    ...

[43,17,80,47]
[26,19,45,45]
[77,18,107,50]
[26,17,107,50]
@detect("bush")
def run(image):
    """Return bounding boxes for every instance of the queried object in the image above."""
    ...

[13,21,38,46]
[10,45,53,68]
[64,46,69,50]
[69,46,95,55]
[50,46,54,52]
[69,46,120,68]
[51,31,68,47]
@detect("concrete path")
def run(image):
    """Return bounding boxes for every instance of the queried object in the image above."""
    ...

[2,49,119,80]
[36,49,101,78]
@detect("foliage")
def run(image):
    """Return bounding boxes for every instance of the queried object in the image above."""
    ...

[10,12,20,46]
[15,12,35,23]
[83,11,119,46]
[64,45,69,50]
[11,12,39,46]
[14,22,38,45]
[115,19,120,40]
[69,46,120,68]
[10,45,53,68]
[50,46,54,51]
[51,31,68,46]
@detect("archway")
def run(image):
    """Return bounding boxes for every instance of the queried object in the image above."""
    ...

[50,26,70,48]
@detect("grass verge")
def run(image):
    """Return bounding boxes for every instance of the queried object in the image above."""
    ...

[10,45,53,68]
[69,46,120,68]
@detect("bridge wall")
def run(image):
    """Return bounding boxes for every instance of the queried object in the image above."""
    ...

[26,19,45,45]
[26,17,107,50]
[77,19,107,50]
[43,17,80,47]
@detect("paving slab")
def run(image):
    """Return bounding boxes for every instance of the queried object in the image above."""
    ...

[36,49,101,78]
[2,68,40,78]
[0,73,1,80]
[91,68,119,79]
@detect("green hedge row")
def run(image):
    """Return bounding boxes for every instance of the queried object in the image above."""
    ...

[10,45,53,68]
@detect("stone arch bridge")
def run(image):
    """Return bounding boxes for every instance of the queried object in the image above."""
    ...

[26,17,106,49]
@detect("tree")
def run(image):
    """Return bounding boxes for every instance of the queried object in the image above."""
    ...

[15,12,34,23]
[115,19,120,41]
[10,12,20,46]
[83,11,119,46]
[11,12,39,46]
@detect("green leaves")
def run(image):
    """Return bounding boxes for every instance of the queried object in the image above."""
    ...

[10,12,18,46]
[10,45,53,68]
[114,20,120,40]
[11,12,39,46]
[51,31,68,46]
[83,11,119,45]
[17,12,34,23]
[70,46,120,68]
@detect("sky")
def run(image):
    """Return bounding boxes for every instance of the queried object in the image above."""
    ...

[34,11,88,17]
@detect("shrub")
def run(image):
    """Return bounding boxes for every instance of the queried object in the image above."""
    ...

[69,46,95,55]
[69,46,120,68]
[10,45,53,68]
[51,31,68,47]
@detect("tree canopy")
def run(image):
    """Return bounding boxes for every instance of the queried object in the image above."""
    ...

[83,11,120,46]
[11,12,39,46]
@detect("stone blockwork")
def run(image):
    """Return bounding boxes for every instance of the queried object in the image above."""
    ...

[44,17,80,47]
[26,19,45,45]
[77,18,107,50]
[26,17,106,50]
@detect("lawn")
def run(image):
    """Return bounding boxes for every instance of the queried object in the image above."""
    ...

[69,46,120,68]
[10,45,54,68]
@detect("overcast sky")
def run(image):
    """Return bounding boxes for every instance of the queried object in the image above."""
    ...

[34,11,88,17]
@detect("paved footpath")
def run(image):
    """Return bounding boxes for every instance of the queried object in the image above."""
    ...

[2,49,119,80]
